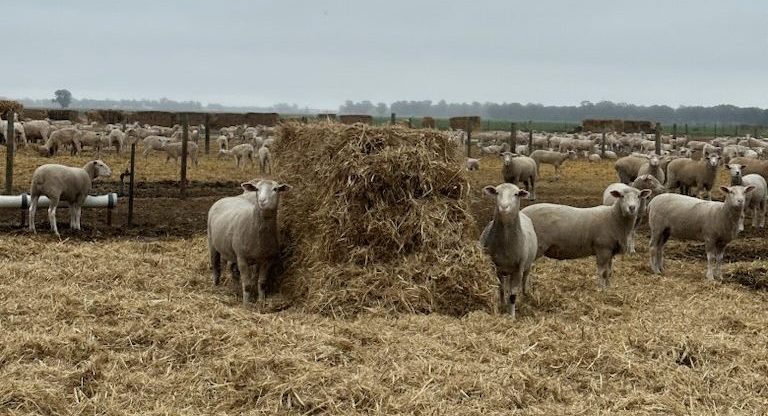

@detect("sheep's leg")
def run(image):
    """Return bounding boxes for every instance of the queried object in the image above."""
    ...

[228,262,241,292]
[705,241,716,280]
[508,269,525,319]
[739,210,746,232]
[751,206,758,228]
[760,201,767,228]
[257,261,270,306]
[627,228,636,255]
[497,271,509,314]
[715,244,726,280]
[28,195,39,233]
[238,258,256,304]
[48,198,60,237]
[528,178,536,200]
[209,247,221,286]
[596,249,613,288]
[69,204,77,230]
[143,147,151,159]
[522,268,531,296]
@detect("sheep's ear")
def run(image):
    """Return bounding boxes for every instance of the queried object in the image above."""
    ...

[609,190,623,198]
[276,184,292,193]
[241,181,259,192]
[483,186,498,197]
[517,189,530,199]
[639,189,652,199]
[745,185,756,194]
[740,164,747,170]
[720,186,730,194]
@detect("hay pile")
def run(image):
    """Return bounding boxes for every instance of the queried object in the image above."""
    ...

[0,99,23,115]
[273,122,497,316]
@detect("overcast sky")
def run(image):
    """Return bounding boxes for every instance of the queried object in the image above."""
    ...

[3,0,766,109]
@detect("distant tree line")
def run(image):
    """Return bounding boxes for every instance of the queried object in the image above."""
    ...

[339,100,768,126]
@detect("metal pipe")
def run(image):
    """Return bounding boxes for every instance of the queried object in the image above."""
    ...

[0,193,118,209]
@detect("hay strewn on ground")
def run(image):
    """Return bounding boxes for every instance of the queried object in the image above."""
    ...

[273,122,497,316]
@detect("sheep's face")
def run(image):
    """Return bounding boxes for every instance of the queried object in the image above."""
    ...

[241,180,291,211]
[567,150,577,160]
[500,152,518,166]
[725,164,745,183]
[705,153,721,168]
[649,155,659,167]
[92,160,112,178]
[484,183,528,222]
[610,188,652,217]
[721,185,754,210]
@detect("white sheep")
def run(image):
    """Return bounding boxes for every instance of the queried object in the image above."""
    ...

[43,127,82,156]
[22,120,51,144]
[219,143,255,169]
[479,183,538,317]
[466,158,480,171]
[258,145,272,174]
[602,180,656,254]
[725,163,767,229]
[522,186,650,287]
[161,141,199,166]
[529,150,575,179]
[588,154,601,163]
[649,186,753,280]
[501,152,537,200]
[107,128,125,153]
[637,153,665,184]
[28,160,112,236]
[665,152,721,199]
[216,134,229,151]
[614,155,650,184]
[141,135,172,158]
[207,179,291,305]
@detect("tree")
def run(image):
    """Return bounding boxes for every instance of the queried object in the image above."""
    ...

[53,89,72,108]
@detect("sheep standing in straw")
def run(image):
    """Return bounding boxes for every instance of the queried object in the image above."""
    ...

[207,179,291,305]
[29,160,112,236]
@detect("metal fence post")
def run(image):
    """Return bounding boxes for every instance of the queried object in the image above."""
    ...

[204,113,210,154]
[4,110,14,195]
[654,122,662,155]
[128,143,136,226]
[180,113,189,199]
[466,123,472,158]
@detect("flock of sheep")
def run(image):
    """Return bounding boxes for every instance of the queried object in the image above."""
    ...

[5,115,767,318]
[0,114,279,237]
[473,130,768,317]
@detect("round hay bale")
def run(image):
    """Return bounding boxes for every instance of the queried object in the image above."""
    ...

[0,100,23,115]
[273,122,498,316]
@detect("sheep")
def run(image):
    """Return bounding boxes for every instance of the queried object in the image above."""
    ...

[725,163,767,229]
[588,154,601,163]
[480,143,510,155]
[665,152,721,199]
[43,127,82,156]
[78,131,102,152]
[216,134,229,151]
[501,152,537,200]
[522,186,650,287]
[107,128,125,153]
[207,179,291,305]
[479,183,537,317]
[729,157,768,178]
[602,181,656,254]
[637,153,665,184]
[161,141,199,166]
[28,160,112,236]
[648,186,754,280]
[139,135,170,158]
[466,158,480,171]
[258,145,272,174]
[614,155,650,184]
[0,119,27,147]
[262,138,275,148]
[603,150,618,160]
[22,120,51,144]
[514,144,530,156]
[529,149,575,180]
[219,143,255,169]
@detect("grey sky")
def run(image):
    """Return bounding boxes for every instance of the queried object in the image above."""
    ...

[3,0,767,109]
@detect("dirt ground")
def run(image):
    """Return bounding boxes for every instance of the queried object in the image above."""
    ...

[1,145,768,414]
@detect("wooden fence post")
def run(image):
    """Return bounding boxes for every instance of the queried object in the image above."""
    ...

[180,113,189,199]
[408,117,412,128]
[128,143,136,226]
[601,131,606,157]
[684,123,689,136]
[528,128,533,155]
[714,124,717,136]
[654,122,662,155]
[672,123,677,140]
[390,113,396,125]
[466,122,472,158]
[4,110,14,195]
[735,125,739,136]
[510,122,516,153]
[204,113,210,154]
[753,126,759,139]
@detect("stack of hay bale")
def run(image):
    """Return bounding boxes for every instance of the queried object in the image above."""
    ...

[274,122,498,316]
[0,100,23,117]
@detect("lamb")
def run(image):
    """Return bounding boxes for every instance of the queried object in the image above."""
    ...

[588,154,601,162]
[142,135,171,158]
[207,179,291,305]
[78,131,103,151]
[42,127,82,156]
[466,158,480,171]
[665,152,721,199]
[0,119,27,146]
[107,128,125,153]
[648,186,754,280]
[216,134,229,151]
[161,141,199,166]
[28,160,112,236]
[729,157,768,179]
[479,183,538,317]
[529,149,575,179]
[501,152,537,200]
[614,155,650,184]
[258,145,272,174]
[219,143,255,169]
[726,163,767,229]
[602,181,656,254]
[23,120,51,144]
[637,153,665,184]
[522,186,650,287]
[603,150,618,160]
[480,143,510,155]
